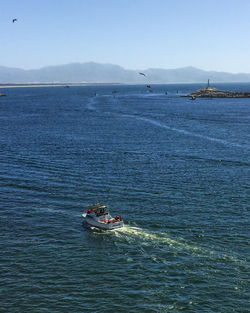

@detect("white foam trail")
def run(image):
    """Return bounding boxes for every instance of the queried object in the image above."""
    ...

[85,96,248,150]
[114,225,241,262]
[115,225,204,253]
[125,115,248,150]
[86,98,98,111]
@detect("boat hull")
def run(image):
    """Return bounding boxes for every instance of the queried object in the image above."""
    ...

[85,215,124,230]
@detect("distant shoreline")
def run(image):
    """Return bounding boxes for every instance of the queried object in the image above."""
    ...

[1,82,250,89]
[0,83,122,88]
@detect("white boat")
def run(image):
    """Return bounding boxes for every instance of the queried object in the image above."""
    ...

[82,203,124,230]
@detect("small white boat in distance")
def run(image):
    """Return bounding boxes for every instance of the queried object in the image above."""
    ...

[82,203,124,230]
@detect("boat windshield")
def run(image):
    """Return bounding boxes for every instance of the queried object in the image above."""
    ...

[96,207,108,216]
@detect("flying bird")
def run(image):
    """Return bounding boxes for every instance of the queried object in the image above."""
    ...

[139,72,146,76]
[12,18,18,23]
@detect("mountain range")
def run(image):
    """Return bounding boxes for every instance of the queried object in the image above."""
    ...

[1,62,250,84]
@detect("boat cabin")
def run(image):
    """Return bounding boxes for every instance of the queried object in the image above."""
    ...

[87,203,108,216]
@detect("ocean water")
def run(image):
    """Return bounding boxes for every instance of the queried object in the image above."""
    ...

[0,83,249,313]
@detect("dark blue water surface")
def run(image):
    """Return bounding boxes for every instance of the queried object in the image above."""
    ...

[0,84,249,312]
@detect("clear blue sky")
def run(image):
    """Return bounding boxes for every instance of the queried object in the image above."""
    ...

[1,0,250,73]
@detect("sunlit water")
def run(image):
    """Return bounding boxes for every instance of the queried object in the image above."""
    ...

[0,84,249,312]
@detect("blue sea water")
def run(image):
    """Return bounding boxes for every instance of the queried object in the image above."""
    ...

[0,83,249,313]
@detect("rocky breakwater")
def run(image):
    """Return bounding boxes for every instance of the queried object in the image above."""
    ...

[184,87,250,98]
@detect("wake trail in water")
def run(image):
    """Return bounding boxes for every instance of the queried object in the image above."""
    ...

[114,225,242,263]
[84,94,248,150]
[124,114,248,150]
[86,97,99,111]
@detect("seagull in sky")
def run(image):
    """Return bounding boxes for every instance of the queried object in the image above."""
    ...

[139,72,146,76]
[12,18,18,23]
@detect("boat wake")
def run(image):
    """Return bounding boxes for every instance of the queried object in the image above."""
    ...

[113,225,241,263]
[86,97,98,111]
[127,115,249,150]
[84,93,249,150]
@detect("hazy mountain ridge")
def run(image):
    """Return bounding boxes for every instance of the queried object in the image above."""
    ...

[1,62,250,84]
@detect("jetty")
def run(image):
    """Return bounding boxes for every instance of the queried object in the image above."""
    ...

[0,93,6,97]
[183,80,250,98]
